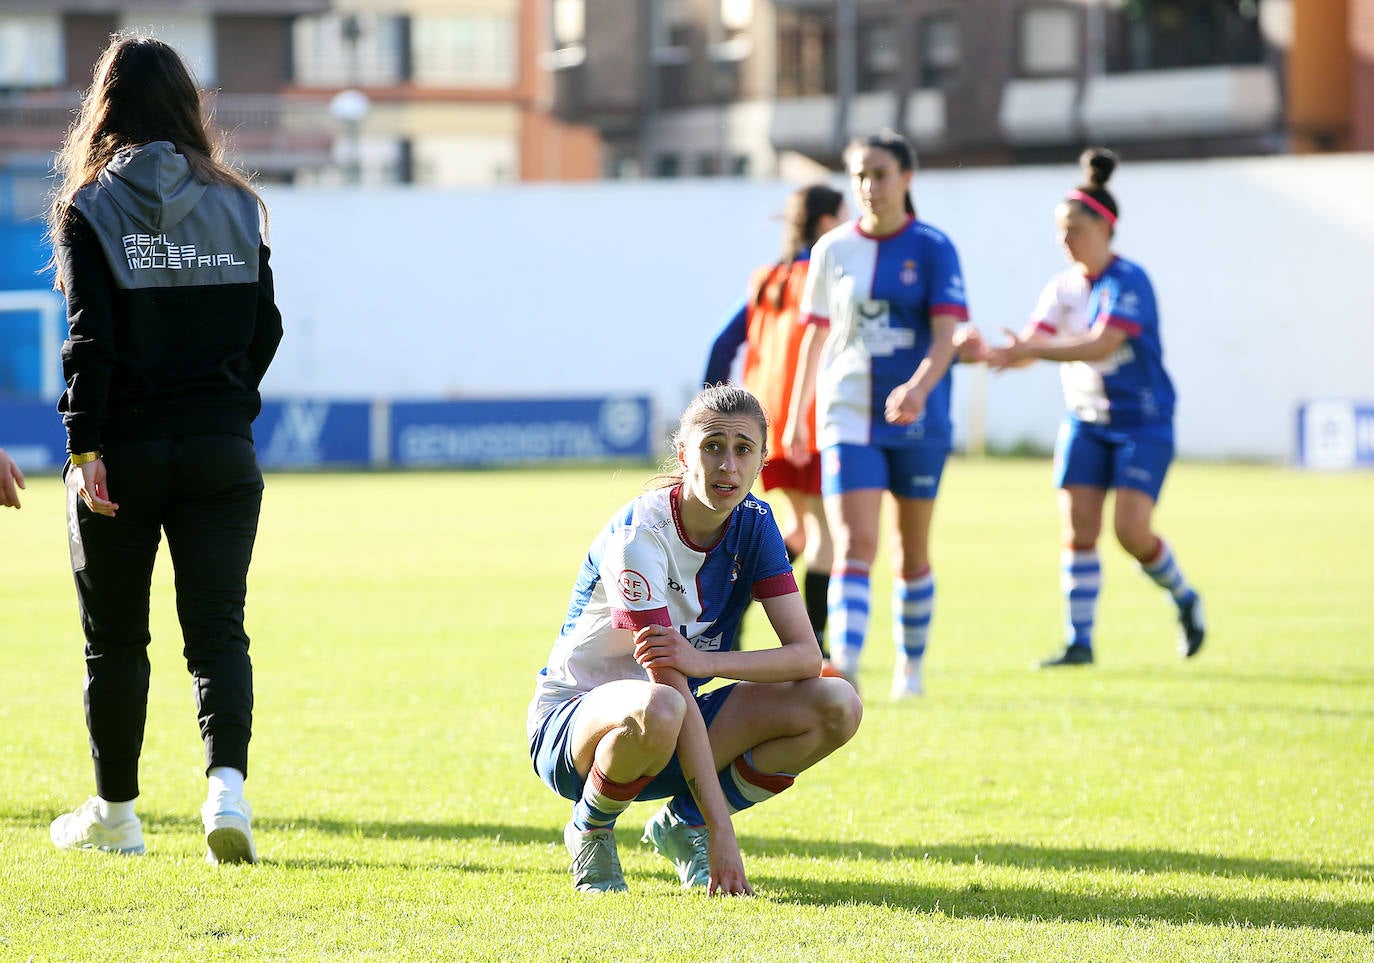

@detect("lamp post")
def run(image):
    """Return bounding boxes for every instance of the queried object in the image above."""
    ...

[328,88,370,185]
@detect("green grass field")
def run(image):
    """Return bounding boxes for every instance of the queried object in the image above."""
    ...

[1,459,1371,961]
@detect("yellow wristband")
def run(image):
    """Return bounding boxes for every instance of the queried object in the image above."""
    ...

[69,451,101,466]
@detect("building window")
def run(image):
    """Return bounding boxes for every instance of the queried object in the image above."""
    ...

[777,8,836,97]
[1105,0,1263,73]
[412,15,516,87]
[119,11,215,85]
[293,13,407,87]
[0,14,62,89]
[918,13,960,89]
[858,16,900,93]
[655,0,694,55]
[1018,4,1080,76]
[654,154,681,178]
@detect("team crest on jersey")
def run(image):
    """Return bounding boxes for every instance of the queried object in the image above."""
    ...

[899,260,918,285]
[618,569,651,603]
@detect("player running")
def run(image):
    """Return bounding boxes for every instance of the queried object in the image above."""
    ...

[984,148,1205,667]
[528,384,861,895]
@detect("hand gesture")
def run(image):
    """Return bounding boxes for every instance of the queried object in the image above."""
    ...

[633,624,709,679]
[76,459,119,517]
[884,382,927,426]
[0,449,24,509]
[985,327,1030,372]
[953,326,990,364]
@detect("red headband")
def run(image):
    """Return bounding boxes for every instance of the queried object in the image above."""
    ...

[1066,189,1117,225]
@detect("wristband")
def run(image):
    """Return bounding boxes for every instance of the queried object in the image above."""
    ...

[69,451,101,466]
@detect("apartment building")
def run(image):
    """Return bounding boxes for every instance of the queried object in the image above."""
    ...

[544,0,1374,178]
[0,0,599,209]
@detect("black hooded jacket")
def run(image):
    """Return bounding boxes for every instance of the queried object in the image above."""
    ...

[56,141,283,454]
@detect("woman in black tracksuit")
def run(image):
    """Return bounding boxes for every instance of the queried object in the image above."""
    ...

[46,34,283,863]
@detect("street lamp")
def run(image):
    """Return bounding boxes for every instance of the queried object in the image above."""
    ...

[328,88,370,185]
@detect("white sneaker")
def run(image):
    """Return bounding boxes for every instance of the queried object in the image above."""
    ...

[891,656,924,700]
[202,791,257,864]
[51,797,145,855]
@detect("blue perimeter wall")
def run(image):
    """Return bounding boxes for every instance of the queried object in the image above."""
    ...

[0,396,655,471]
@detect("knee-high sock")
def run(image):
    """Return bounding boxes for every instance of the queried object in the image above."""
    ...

[828,561,870,666]
[803,570,831,657]
[893,567,934,660]
[1141,538,1197,606]
[1062,546,1101,650]
[668,751,797,826]
[571,763,651,831]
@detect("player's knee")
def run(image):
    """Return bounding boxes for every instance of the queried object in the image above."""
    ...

[809,677,862,748]
[636,683,687,753]
[1114,522,1153,560]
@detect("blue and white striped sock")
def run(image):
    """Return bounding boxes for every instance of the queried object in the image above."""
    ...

[1062,546,1100,650]
[828,561,870,671]
[893,567,935,660]
[1141,538,1196,606]
[571,764,649,832]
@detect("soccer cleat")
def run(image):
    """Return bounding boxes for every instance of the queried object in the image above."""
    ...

[1036,644,1094,669]
[564,820,628,893]
[641,805,710,888]
[203,791,257,865]
[890,656,924,700]
[50,797,145,855]
[819,659,846,679]
[1177,594,1206,658]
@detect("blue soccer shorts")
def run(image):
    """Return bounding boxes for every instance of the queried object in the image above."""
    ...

[821,441,948,500]
[1053,418,1175,501]
[530,683,739,803]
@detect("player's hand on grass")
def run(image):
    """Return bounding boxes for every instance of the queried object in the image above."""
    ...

[707,836,753,897]
[633,624,711,679]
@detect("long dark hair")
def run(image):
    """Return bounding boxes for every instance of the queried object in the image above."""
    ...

[46,33,266,281]
[648,384,769,490]
[754,183,844,311]
[844,128,917,216]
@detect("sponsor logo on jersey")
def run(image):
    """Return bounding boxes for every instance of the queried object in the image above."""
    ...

[618,569,651,602]
[122,232,244,271]
[741,497,769,516]
[666,577,686,595]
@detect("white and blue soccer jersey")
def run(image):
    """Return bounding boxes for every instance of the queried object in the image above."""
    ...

[799,217,969,448]
[527,485,796,735]
[1030,256,1175,427]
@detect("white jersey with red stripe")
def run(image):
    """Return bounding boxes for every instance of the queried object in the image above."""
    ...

[1030,256,1174,427]
[526,484,796,737]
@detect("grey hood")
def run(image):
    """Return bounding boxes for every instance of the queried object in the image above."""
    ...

[97,141,207,232]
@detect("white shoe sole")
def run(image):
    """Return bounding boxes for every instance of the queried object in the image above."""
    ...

[205,814,256,864]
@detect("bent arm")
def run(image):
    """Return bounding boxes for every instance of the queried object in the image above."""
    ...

[703,300,748,386]
[699,591,821,683]
[1027,319,1127,363]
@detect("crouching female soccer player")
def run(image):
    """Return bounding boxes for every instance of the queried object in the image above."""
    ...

[527,385,862,895]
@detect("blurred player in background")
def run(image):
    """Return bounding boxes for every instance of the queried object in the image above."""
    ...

[528,385,861,895]
[783,129,977,700]
[985,148,1205,667]
[702,184,846,667]
[46,35,283,861]
[0,448,25,509]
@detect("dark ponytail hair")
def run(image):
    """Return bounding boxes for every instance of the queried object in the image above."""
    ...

[780,183,844,262]
[844,128,917,216]
[1067,147,1119,227]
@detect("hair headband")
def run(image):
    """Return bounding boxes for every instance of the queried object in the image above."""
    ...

[1066,189,1117,225]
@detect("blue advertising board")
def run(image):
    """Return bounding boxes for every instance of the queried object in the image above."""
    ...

[390,396,652,467]
[1296,401,1374,470]
[255,400,373,468]
[0,401,66,469]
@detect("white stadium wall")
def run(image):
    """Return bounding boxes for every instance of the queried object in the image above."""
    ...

[259,153,1374,461]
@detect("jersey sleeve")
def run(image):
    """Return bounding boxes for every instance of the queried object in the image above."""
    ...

[1029,278,1062,334]
[702,298,749,386]
[1094,272,1155,339]
[750,510,799,600]
[926,233,969,321]
[600,527,674,630]
[798,239,831,328]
